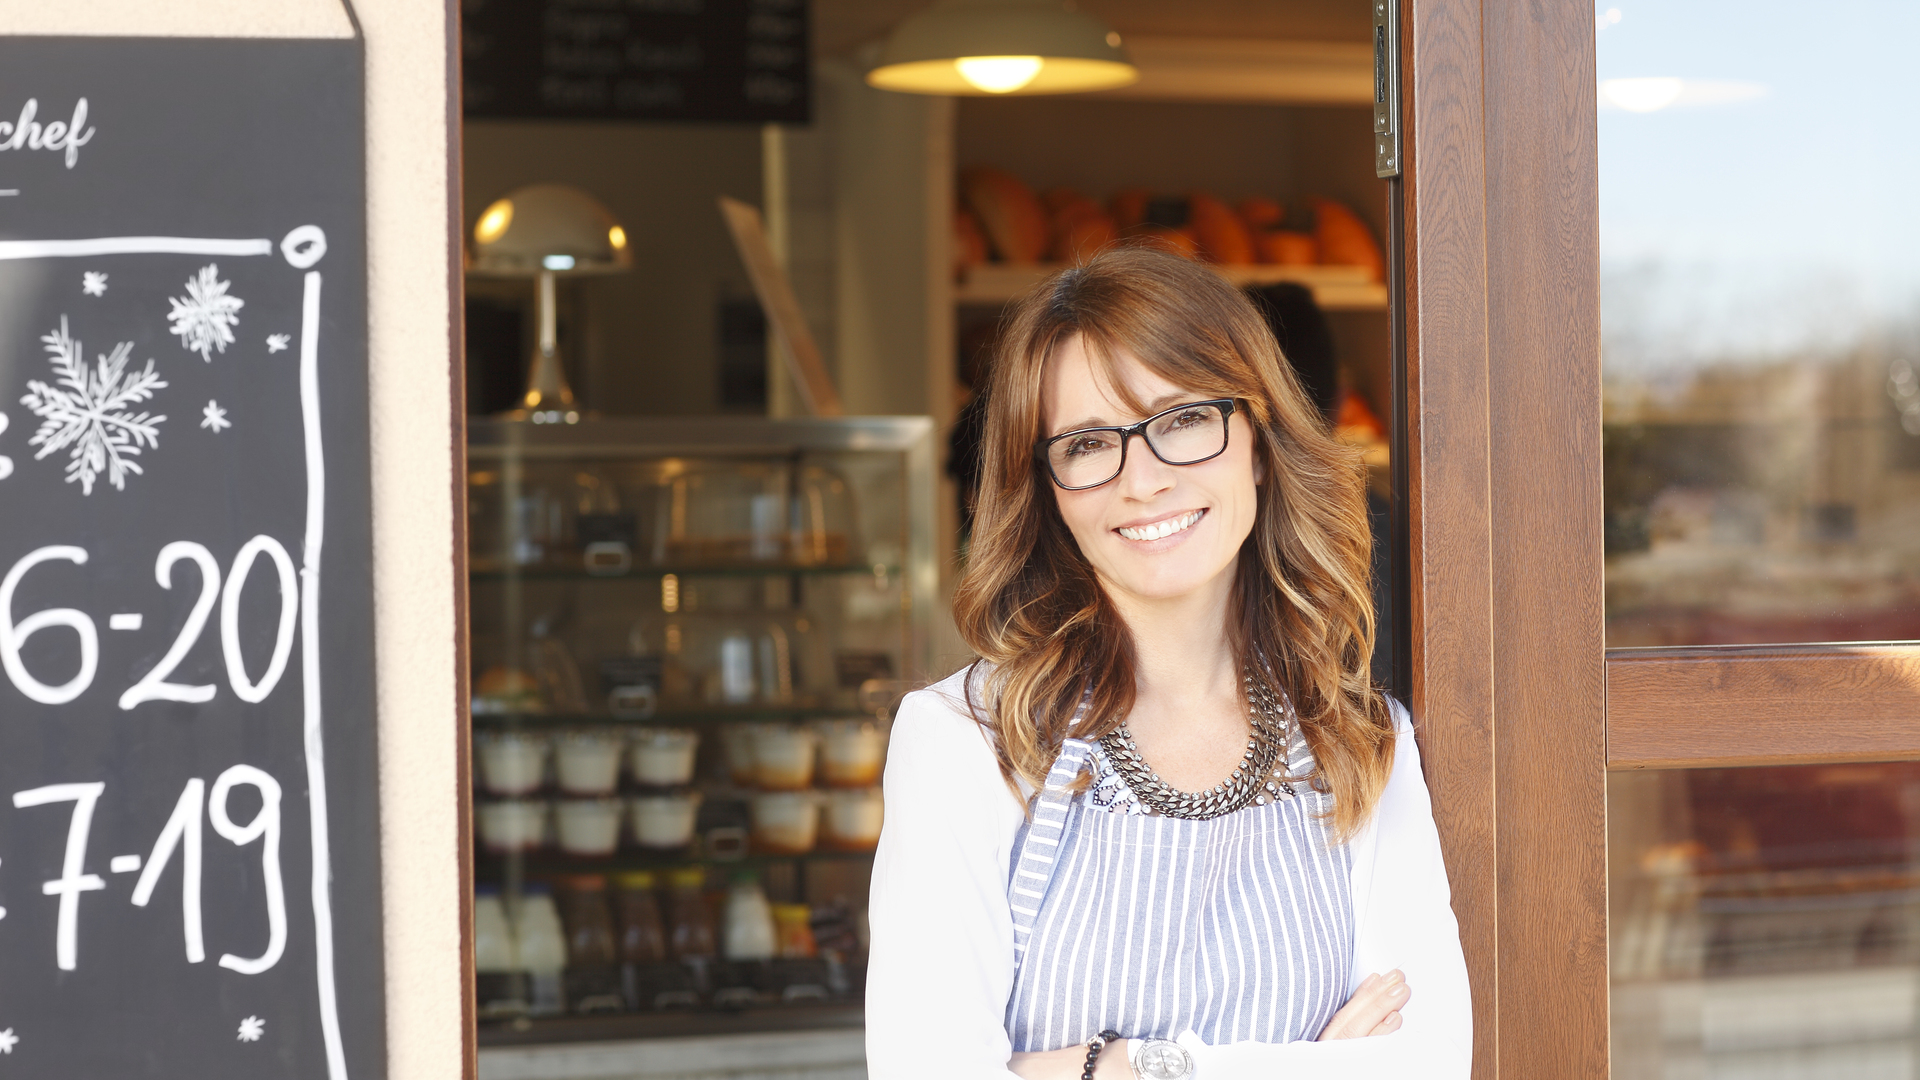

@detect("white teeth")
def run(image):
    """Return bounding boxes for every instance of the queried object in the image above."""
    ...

[1118,511,1201,542]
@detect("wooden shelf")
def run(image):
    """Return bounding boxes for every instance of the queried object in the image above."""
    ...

[954,262,1387,310]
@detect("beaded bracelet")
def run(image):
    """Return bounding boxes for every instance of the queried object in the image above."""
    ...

[1082,1030,1123,1080]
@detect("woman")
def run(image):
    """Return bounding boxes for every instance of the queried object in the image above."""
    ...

[866,246,1470,1079]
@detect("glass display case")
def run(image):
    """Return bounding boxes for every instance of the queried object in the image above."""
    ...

[466,416,936,1045]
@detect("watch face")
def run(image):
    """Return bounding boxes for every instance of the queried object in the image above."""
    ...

[1138,1041,1192,1080]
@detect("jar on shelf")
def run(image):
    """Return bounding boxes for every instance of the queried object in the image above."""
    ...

[628,790,702,851]
[772,903,817,959]
[528,628,588,715]
[570,466,638,576]
[474,887,527,1017]
[815,718,887,788]
[466,468,507,573]
[722,873,777,961]
[721,723,758,786]
[614,872,667,965]
[554,728,624,795]
[749,723,819,790]
[555,798,623,856]
[643,458,794,566]
[507,465,576,569]
[791,462,861,567]
[629,727,699,787]
[476,730,549,795]
[556,875,623,1014]
[822,787,884,851]
[666,868,717,960]
[749,789,823,854]
[514,886,568,1016]
[614,871,674,1012]
[477,798,549,854]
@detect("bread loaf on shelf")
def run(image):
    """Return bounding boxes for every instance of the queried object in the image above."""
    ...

[961,167,1049,264]
[1312,197,1385,282]
[1109,187,1151,233]
[954,208,989,272]
[1237,196,1285,232]
[1258,230,1319,266]
[1134,224,1201,259]
[1188,192,1256,265]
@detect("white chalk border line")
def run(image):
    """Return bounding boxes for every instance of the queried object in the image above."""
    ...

[0,232,349,1080]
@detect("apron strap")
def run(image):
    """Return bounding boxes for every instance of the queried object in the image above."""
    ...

[1008,736,1095,969]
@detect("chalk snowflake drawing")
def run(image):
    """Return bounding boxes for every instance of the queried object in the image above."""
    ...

[81,271,107,296]
[236,1016,265,1043]
[0,1028,18,1054]
[20,317,168,495]
[167,263,243,361]
[0,412,12,480]
[265,333,290,353]
[200,400,231,432]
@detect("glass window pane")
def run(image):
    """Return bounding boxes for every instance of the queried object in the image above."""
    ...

[1599,1,1920,646]
[1611,764,1920,1077]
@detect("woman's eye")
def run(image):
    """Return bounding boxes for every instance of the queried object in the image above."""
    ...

[1064,436,1112,457]
[1171,409,1210,427]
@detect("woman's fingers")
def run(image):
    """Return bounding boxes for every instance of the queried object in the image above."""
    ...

[1367,1010,1405,1037]
[1317,970,1412,1040]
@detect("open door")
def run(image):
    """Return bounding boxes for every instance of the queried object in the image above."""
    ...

[1396,0,1609,1075]
[1401,1,1920,1076]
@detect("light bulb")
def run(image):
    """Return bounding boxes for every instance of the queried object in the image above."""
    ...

[474,199,513,244]
[543,254,576,271]
[609,225,627,249]
[955,56,1044,94]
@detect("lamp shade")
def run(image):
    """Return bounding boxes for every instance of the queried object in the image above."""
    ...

[867,0,1137,96]
[468,183,632,277]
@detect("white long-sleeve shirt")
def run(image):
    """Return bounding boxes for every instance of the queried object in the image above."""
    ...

[866,667,1472,1079]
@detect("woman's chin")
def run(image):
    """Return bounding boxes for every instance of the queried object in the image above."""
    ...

[1097,559,1236,606]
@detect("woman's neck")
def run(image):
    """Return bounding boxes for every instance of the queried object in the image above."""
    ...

[1103,563,1250,790]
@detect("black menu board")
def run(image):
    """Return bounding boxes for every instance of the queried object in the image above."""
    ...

[0,37,385,1079]
[463,0,810,123]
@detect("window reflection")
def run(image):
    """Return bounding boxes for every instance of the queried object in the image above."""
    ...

[1611,765,1920,1077]
[1599,0,1920,647]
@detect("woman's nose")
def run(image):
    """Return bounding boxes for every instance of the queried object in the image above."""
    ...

[1115,434,1176,499]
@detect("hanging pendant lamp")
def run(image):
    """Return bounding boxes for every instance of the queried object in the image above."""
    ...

[866,0,1138,96]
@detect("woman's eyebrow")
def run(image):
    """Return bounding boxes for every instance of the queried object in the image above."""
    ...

[1053,394,1197,436]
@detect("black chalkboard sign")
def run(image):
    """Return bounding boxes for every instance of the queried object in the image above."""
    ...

[464,0,810,124]
[0,36,384,1079]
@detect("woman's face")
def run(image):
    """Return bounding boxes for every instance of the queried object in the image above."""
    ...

[1041,334,1262,612]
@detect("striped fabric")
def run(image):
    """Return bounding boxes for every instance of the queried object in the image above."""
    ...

[1004,734,1354,1052]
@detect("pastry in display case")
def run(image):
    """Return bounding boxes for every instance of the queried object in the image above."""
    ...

[467,416,934,1043]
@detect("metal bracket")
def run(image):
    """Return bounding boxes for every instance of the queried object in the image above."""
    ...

[1373,0,1401,178]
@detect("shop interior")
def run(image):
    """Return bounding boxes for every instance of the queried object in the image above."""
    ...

[459,0,1394,1072]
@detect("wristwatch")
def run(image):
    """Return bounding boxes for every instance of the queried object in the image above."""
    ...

[1129,1038,1195,1080]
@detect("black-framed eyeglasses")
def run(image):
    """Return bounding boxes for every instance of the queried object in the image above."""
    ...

[1035,399,1237,491]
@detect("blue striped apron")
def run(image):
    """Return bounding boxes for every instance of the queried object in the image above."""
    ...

[1004,727,1354,1052]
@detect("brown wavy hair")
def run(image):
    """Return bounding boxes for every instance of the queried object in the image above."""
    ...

[952,245,1394,840]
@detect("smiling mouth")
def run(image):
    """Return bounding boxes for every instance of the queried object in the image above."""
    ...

[1116,509,1205,542]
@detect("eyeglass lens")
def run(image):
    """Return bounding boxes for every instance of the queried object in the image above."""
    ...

[1048,403,1228,489]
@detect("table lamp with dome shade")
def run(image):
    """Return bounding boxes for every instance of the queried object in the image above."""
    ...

[467,183,632,423]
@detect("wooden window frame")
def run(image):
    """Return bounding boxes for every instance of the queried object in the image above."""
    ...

[1398,0,1608,1075]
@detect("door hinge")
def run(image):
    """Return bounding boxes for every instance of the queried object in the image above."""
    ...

[1373,0,1401,178]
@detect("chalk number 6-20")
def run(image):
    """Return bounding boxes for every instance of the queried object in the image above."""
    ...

[0,540,298,707]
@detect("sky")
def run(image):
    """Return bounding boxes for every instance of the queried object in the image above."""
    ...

[1596,0,1920,369]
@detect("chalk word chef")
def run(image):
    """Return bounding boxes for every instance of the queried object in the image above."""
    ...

[0,99,95,168]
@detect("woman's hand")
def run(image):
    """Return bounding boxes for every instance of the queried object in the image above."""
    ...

[1317,969,1411,1040]
[1008,1040,1132,1080]
[1005,981,1407,1080]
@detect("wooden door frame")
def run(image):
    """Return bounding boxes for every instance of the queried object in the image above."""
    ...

[1398,1,1609,1076]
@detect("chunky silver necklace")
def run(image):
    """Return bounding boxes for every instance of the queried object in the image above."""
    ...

[1098,671,1298,820]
